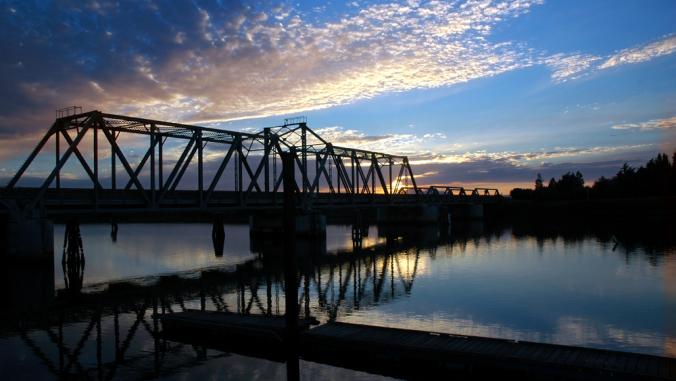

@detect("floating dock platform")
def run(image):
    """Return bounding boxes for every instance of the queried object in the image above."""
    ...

[160,311,676,380]
[302,322,676,380]
[160,310,312,361]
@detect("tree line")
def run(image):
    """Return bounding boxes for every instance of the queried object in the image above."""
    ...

[510,151,676,200]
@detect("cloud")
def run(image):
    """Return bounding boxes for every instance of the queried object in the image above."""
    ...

[611,115,676,131]
[407,144,655,165]
[312,126,447,154]
[0,0,542,136]
[1,1,674,132]
[304,126,659,188]
[546,35,676,82]
[544,53,601,83]
[599,35,676,69]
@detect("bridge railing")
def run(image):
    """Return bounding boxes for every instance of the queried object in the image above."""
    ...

[397,186,500,199]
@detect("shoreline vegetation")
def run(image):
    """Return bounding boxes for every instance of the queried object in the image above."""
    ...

[509,151,676,201]
[499,152,675,225]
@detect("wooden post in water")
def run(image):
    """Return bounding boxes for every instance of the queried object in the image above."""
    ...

[281,149,299,380]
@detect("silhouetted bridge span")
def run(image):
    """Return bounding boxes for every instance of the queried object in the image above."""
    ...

[2,109,499,216]
[1,109,501,258]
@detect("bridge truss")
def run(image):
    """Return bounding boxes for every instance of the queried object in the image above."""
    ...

[4,110,420,211]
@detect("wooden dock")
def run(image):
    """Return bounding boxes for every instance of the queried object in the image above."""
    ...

[301,322,676,380]
[159,312,676,379]
[160,310,312,361]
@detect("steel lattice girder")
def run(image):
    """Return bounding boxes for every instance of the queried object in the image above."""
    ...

[6,111,419,202]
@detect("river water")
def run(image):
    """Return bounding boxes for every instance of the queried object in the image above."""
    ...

[1,221,674,379]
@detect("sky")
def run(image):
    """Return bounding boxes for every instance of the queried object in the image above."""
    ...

[0,0,675,192]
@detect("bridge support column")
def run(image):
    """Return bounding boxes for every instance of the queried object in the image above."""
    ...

[1,208,55,310]
[438,206,451,226]
[467,204,484,220]
[376,205,440,225]
[2,216,54,262]
[249,212,326,239]
[449,204,484,222]
[212,216,225,257]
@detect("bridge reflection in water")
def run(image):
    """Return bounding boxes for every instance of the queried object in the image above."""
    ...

[3,219,673,380]
[2,222,443,380]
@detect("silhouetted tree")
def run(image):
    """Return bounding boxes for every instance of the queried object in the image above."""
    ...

[590,151,675,198]
[511,151,675,200]
[535,173,543,190]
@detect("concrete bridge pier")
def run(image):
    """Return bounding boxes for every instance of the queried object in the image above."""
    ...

[376,205,441,225]
[249,212,326,239]
[111,220,119,242]
[449,204,484,222]
[351,212,369,251]
[438,206,451,226]
[212,216,225,257]
[2,215,54,262]
[1,212,55,311]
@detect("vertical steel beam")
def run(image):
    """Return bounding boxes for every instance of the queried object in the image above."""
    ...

[272,139,277,191]
[197,130,203,206]
[150,126,156,207]
[301,124,307,193]
[94,122,99,208]
[237,138,243,205]
[158,136,163,190]
[404,157,418,192]
[111,131,117,190]
[237,141,243,193]
[389,159,393,194]
[374,157,389,194]
[328,156,333,193]
[351,151,356,194]
[282,148,298,358]
[93,124,98,181]
[371,156,375,194]
[337,155,341,194]
[315,152,320,193]
[55,129,61,189]
[264,128,270,192]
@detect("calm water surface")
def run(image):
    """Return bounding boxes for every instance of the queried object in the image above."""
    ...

[1,221,674,379]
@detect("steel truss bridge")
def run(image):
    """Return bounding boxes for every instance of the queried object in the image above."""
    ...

[2,109,499,216]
